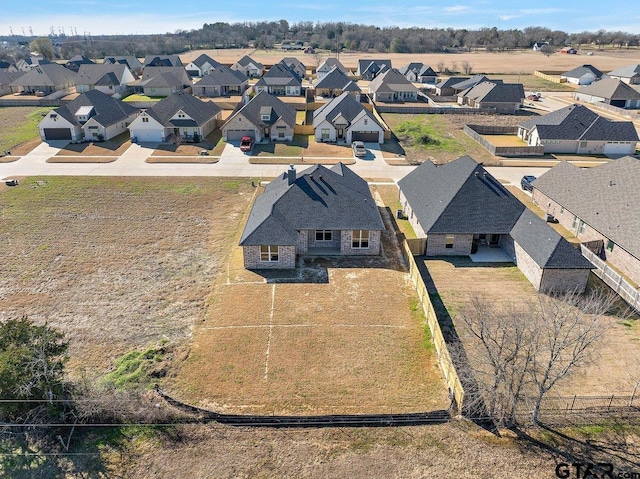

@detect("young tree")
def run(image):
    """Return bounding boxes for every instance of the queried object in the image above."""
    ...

[461,60,473,75]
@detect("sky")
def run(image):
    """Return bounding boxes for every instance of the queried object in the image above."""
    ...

[2,0,639,37]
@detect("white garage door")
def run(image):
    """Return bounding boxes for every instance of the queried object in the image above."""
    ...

[132,128,164,143]
[604,142,634,155]
[226,129,256,141]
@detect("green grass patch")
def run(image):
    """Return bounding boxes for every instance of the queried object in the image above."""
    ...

[0,107,49,152]
[101,344,168,390]
[393,116,466,156]
[123,94,163,102]
[489,74,577,92]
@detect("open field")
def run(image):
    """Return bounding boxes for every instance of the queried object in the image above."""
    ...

[0,176,254,375]
[0,106,48,154]
[422,257,640,396]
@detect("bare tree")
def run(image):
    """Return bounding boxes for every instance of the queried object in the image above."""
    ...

[461,60,473,75]
[449,61,458,74]
[437,60,445,73]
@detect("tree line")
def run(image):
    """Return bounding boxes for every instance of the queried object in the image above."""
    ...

[0,23,638,62]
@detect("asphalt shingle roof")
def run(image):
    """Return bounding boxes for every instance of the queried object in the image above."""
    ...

[103,56,142,71]
[226,90,296,128]
[189,54,221,69]
[458,81,524,103]
[240,163,384,246]
[312,91,380,129]
[533,157,640,259]
[195,65,246,86]
[318,58,347,74]
[450,75,492,91]
[141,66,191,87]
[10,63,76,87]
[75,63,131,86]
[255,63,301,87]
[234,55,264,69]
[576,77,640,100]
[145,90,221,127]
[48,89,139,128]
[607,64,640,79]
[561,64,603,79]
[143,55,182,67]
[0,70,25,86]
[358,59,392,76]
[369,69,418,94]
[313,66,360,91]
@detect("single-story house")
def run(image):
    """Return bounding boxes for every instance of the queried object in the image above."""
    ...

[398,156,593,292]
[140,66,192,97]
[398,63,437,83]
[313,66,361,100]
[239,163,385,269]
[103,56,143,75]
[606,64,640,85]
[231,55,265,78]
[435,76,469,96]
[316,58,348,81]
[532,157,640,285]
[254,63,302,96]
[457,81,524,112]
[517,104,638,155]
[192,66,248,97]
[368,69,418,103]
[38,89,139,142]
[9,63,76,96]
[221,90,296,143]
[450,75,496,94]
[560,65,603,85]
[313,91,384,144]
[357,59,391,80]
[0,70,25,95]
[128,90,221,143]
[0,61,18,72]
[65,55,95,72]
[75,63,136,96]
[143,55,183,67]
[574,77,640,109]
[15,56,51,72]
[280,57,306,79]
[184,54,222,77]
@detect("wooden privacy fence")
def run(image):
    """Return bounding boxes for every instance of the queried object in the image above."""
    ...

[534,70,567,83]
[399,240,465,413]
[464,125,545,157]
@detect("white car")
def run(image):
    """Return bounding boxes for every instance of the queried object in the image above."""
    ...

[352,141,367,158]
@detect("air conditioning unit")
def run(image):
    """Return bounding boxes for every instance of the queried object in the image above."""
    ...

[396,209,404,220]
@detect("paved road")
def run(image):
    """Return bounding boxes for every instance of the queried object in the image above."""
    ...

[0,140,546,186]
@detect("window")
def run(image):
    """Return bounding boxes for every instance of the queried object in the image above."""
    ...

[445,235,455,249]
[352,230,369,249]
[578,220,587,235]
[315,230,333,241]
[572,215,579,229]
[321,129,330,140]
[142,117,149,123]
[606,239,614,252]
[579,141,587,148]
[260,245,279,262]
[277,127,286,138]
[364,119,368,125]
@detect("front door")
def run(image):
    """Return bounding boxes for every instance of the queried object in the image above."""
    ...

[337,128,344,140]
[489,234,500,246]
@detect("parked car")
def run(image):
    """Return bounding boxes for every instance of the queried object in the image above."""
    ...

[239,136,254,153]
[527,94,540,101]
[352,141,367,158]
[521,175,536,192]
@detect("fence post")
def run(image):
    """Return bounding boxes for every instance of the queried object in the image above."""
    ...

[570,395,576,412]
[608,395,614,411]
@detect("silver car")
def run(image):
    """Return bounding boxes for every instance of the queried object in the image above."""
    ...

[352,141,367,157]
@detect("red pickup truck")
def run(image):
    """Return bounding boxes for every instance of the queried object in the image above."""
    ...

[240,136,254,152]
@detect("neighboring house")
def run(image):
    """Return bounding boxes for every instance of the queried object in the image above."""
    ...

[560,47,578,54]
[192,66,248,97]
[606,64,640,85]
[457,81,524,112]
[9,63,76,95]
[532,42,549,51]
[128,90,221,143]
[280,57,306,79]
[368,69,418,103]
[450,75,496,94]
[140,66,192,97]
[38,89,139,142]
[0,61,18,72]
[574,78,640,109]
[532,157,640,285]
[560,65,603,85]
[143,55,183,67]
[316,58,348,81]
[65,55,95,72]
[221,91,295,142]
[398,63,437,83]
[312,91,384,144]
[357,59,392,80]
[435,76,469,96]
[313,66,361,100]
[239,163,385,269]
[184,54,222,77]
[231,55,265,78]
[398,156,592,293]
[75,63,136,96]
[517,104,638,155]
[104,56,143,75]
[15,56,50,71]
[0,71,25,95]
[254,63,302,96]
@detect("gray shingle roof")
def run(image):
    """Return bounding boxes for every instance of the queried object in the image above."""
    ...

[533,157,640,259]
[312,91,380,129]
[103,56,142,71]
[318,58,347,74]
[435,76,469,89]
[561,64,603,79]
[0,70,25,85]
[240,163,384,246]
[143,55,182,67]
[189,54,221,69]
[145,91,221,127]
[458,81,524,103]
[313,66,360,91]
[369,69,418,94]
[48,89,139,128]
[607,64,640,79]
[141,66,191,87]
[358,59,392,76]
[76,63,131,86]
[518,104,639,142]
[450,75,492,91]
[576,77,640,100]
[255,63,301,87]
[235,55,264,69]
[226,91,296,128]
[10,63,76,87]
[195,65,247,86]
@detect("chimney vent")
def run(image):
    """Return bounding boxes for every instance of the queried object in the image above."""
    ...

[287,165,296,185]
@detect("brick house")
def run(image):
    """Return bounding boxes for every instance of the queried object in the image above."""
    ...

[398,156,592,293]
[240,163,385,269]
[531,157,640,285]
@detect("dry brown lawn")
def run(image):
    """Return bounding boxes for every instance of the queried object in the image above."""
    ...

[482,134,527,147]
[54,132,131,156]
[151,130,226,157]
[47,156,117,163]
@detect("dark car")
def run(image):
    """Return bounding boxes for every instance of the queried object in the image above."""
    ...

[521,175,536,192]
[239,136,254,153]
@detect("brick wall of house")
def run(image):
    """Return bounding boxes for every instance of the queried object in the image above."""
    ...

[296,230,308,254]
[340,230,381,255]
[399,190,427,238]
[306,229,342,249]
[540,268,590,293]
[425,234,473,256]
[243,245,296,269]
[513,241,543,290]
[533,189,640,285]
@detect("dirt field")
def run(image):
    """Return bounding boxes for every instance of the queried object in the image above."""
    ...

[422,257,640,396]
[483,134,527,147]
[0,176,255,374]
[182,48,640,75]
